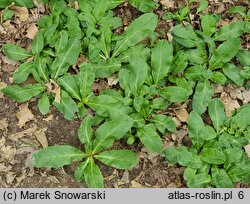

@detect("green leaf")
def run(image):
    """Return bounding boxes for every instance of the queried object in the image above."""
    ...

[208,99,225,132]
[31,32,44,55]
[14,0,34,8]
[210,71,227,85]
[86,95,132,119]
[95,150,138,169]
[2,9,14,21]
[84,158,104,188]
[55,30,68,54]
[92,115,134,154]
[51,37,81,78]
[184,65,209,82]
[223,63,245,86]
[213,21,246,41]
[92,59,121,78]
[188,111,205,149]
[112,13,158,57]
[183,167,197,183]
[200,148,226,164]
[186,45,206,65]
[192,81,214,114]
[171,50,188,74]
[151,40,173,84]
[78,64,95,99]
[201,14,216,36]
[172,24,201,48]
[231,104,250,129]
[178,151,204,169]
[74,158,90,181]
[211,167,233,188]
[58,74,81,101]
[228,6,246,17]
[209,38,241,70]
[151,114,176,134]
[195,30,216,56]
[107,0,124,9]
[34,57,49,82]
[188,173,211,188]
[160,86,190,103]
[129,58,148,94]
[32,145,85,168]
[150,97,169,110]
[78,117,94,146]
[137,124,163,153]
[201,126,217,140]
[128,0,158,13]
[3,44,32,61]
[1,84,46,102]
[223,148,243,164]
[38,93,50,115]
[227,157,250,183]
[0,0,11,9]
[13,62,34,84]
[163,146,189,164]
[237,49,250,66]
[196,0,208,14]
[53,90,79,120]
[49,0,67,14]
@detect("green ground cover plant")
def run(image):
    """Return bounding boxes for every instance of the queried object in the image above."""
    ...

[1,0,249,187]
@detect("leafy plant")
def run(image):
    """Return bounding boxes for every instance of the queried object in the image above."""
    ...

[128,0,158,13]
[33,115,138,187]
[1,0,249,188]
[164,101,250,187]
[228,6,250,20]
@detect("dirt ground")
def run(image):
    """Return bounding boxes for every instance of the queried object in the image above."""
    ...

[0,0,249,188]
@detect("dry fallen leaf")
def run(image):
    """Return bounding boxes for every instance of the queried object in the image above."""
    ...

[220,93,240,116]
[16,103,34,128]
[0,163,12,173]
[34,128,48,148]
[0,24,6,34]
[160,0,175,8]
[49,79,61,103]
[174,108,189,122]
[10,125,37,141]
[0,82,7,98]
[2,64,17,73]
[244,144,250,157]
[172,117,181,128]
[107,74,119,86]
[131,180,144,188]
[1,55,19,65]
[6,172,16,184]
[242,89,250,104]
[1,145,17,162]
[43,114,54,122]
[10,6,29,21]
[33,0,45,13]
[2,20,16,35]
[0,118,8,130]
[14,174,26,187]
[121,170,130,184]
[25,24,38,39]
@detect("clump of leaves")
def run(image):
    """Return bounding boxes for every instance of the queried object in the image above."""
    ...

[1,0,250,188]
[33,115,138,187]
[162,0,209,23]
[128,0,158,13]
[164,101,250,187]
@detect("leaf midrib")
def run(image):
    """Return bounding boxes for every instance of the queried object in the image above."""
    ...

[112,15,155,57]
